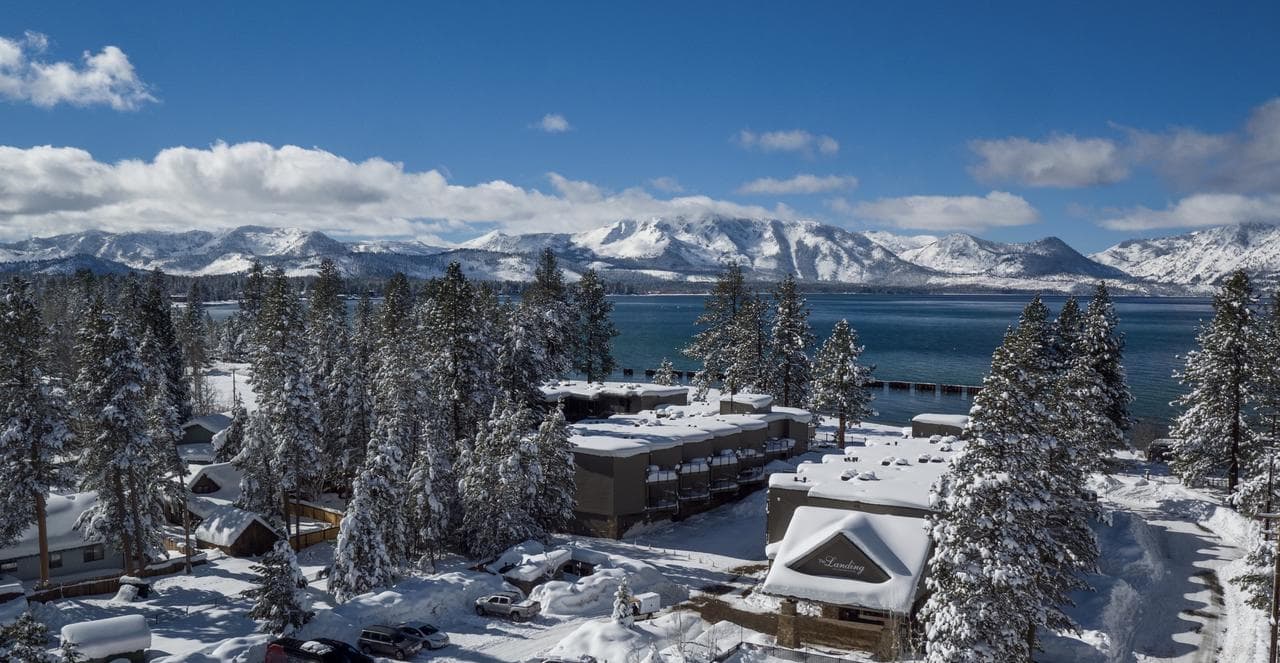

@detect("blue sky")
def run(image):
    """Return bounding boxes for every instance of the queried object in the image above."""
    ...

[1,1,1278,251]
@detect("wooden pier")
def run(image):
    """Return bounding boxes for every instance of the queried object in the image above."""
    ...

[607,368,984,398]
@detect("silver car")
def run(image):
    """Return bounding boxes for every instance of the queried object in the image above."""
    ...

[397,622,450,649]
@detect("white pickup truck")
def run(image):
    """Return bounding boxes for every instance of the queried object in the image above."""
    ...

[474,593,542,621]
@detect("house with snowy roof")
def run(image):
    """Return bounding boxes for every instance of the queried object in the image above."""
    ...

[0,493,122,583]
[178,413,233,465]
[564,388,813,537]
[540,381,690,421]
[760,426,965,651]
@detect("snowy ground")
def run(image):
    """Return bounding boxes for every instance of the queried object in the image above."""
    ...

[21,416,1269,663]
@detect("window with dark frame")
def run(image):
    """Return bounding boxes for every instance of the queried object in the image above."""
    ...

[48,552,62,569]
[0,559,16,573]
[83,544,105,563]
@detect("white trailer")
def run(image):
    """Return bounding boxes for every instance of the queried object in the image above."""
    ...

[630,591,661,618]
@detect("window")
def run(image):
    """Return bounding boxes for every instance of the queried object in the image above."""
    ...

[0,560,16,573]
[48,552,62,569]
[83,544,105,563]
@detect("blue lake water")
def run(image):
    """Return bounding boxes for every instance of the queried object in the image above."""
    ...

[207,293,1211,426]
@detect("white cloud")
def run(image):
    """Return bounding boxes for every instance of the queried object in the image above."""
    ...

[0,142,794,241]
[649,176,684,193]
[0,31,154,110]
[1098,193,1280,231]
[968,135,1128,187]
[737,173,859,195]
[534,113,571,133]
[735,129,839,156]
[847,191,1039,231]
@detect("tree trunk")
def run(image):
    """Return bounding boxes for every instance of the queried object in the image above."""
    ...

[35,492,50,587]
[113,472,134,575]
[1229,365,1242,495]
[837,411,847,445]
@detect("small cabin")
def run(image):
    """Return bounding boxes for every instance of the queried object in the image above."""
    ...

[191,502,280,557]
[910,413,968,438]
[180,413,233,446]
[0,493,123,583]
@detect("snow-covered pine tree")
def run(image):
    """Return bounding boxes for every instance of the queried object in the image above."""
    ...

[723,293,770,395]
[361,379,415,564]
[572,269,619,383]
[523,248,576,378]
[244,539,313,634]
[0,610,54,663]
[1050,296,1083,371]
[75,301,167,573]
[214,395,248,463]
[252,270,324,544]
[141,270,192,421]
[808,319,875,445]
[497,302,551,408]
[612,577,635,627]
[182,279,213,415]
[460,397,542,558]
[1083,282,1133,433]
[1171,270,1256,497]
[653,358,677,386]
[306,258,353,491]
[240,261,268,322]
[1229,524,1274,611]
[420,263,496,451]
[0,278,74,587]
[329,474,397,602]
[1252,289,1280,438]
[336,292,377,483]
[684,262,750,399]
[409,413,458,565]
[532,401,575,534]
[768,274,814,408]
[234,411,285,530]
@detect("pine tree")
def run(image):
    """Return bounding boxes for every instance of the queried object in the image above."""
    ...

[532,402,575,534]
[0,610,55,663]
[612,578,635,627]
[58,638,85,663]
[1171,270,1256,497]
[336,293,377,485]
[684,262,751,398]
[0,278,73,587]
[1083,283,1133,433]
[497,302,551,407]
[524,248,575,378]
[306,258,352,490]
[1230,524,1274,611]
[234,412,285,530]
[244,539,312,634]
[572,269,619,383]
[460,397,542,557]
[214,395,248,462]
[1252,289,1280,439]
[182,279,213,415]
[252,270,323,543]
[330,474,397,602]
[75,301,167,573]
[808,319,876,445]
[768,274,814,407]
[724,293,770,395]
[653,358,677,386]
[240,261,268,324]
[141,270,191,421]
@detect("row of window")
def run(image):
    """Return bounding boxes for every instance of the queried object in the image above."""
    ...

[0,545,105,573]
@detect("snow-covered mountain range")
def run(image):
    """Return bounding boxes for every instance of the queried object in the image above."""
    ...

[2,217,1274,292]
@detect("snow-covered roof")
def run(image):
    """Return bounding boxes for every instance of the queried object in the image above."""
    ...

[768,425,963,512]
[761,506,931,613]
[182,413,233,434]
[541,381,689,402]
[178,442,216,464]
[60,615,151,659]
[504,548,573,582]
[720,392,773,409]
[911,413,970,428]
[186,462,244,505]
[0,493,99,559]
[569,420,714,458]
[192,502,276,548]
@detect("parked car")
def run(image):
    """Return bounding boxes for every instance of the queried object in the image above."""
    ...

[475,592,542,621]
[357,625,423,660]
[397,622,450,649]
[265,637,372,663]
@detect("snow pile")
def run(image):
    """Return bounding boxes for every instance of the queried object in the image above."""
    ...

[532,555,687,617]
[487,540,573,583]
[0,596,27,626]
[60,614,152,660]
[299,571,511,644]
[547,612,738,663]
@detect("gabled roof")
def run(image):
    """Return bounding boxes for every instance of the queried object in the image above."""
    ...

[761,506,930,614]
[181,413,233,433]
[0,493,100,559]
[192,502,277,548]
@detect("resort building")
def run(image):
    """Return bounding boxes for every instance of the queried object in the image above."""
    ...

[543,384,814,538]
[542,381,691,421]
[761,426,964,651]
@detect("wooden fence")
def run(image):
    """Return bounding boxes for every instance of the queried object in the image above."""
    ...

[28,555,208,602]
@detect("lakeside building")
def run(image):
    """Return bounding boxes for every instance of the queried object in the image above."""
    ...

[761,426,964,651]
[542,384,814,538]
[909,413,968,438]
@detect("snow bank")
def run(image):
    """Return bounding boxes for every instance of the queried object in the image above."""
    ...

[299,571,511,643]
[547,618,652,662]
[0,596,27,626]
[531,555,687,617]
[60,614,152,660]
